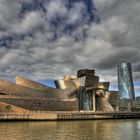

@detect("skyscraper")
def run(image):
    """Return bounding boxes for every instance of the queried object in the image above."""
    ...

[117,62,135,100]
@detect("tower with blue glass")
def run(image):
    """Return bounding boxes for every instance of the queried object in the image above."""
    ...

[117,62,135,100]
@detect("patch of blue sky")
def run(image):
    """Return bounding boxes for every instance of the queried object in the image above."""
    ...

[37,80,56,88]
[135,82,140,86]
[134,82,140,97]
[109,82,140,97]
[109,84,118,91]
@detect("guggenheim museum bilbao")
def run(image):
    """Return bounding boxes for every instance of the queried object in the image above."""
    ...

[0,62,138,113]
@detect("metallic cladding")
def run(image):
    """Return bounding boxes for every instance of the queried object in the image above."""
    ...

[0,78,77,100]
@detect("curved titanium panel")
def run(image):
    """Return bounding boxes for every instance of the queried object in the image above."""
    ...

[63,75,77,80]
[0,79,77,100]
[96,90,114,112]
[55,80,67,89]
[98,82,110,91]
[77,69,89,77]
[85,75,99,88]
[77,69,99,88]
[55,76,86,89]
[77,69,95,77]
[96,97,114,112]
[105,91,111,100]
[96,90,104,97]
[0,79,45,98]
[16,75,49,90]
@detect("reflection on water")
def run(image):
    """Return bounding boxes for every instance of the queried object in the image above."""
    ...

[0,119,140,140]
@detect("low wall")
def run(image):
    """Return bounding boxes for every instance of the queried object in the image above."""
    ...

[0,113,57,120]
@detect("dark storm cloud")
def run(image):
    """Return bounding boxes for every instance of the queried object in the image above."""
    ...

[92,0,140,82]
[134,63,140,72]
[0,0,140,86]
[95,48,139,70]
[0,0,99,80]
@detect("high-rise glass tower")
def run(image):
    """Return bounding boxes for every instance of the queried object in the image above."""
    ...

[117,62,135,100]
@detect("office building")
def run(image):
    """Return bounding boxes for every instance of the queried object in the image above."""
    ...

[117,62,135,100]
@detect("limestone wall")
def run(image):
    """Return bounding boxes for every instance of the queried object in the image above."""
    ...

[109,91,120,111]
[0,101,30,113]
[0,97,79,111]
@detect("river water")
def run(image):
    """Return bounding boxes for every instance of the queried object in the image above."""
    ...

[0,119,140,140]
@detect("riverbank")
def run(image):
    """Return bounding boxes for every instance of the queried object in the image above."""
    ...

[0,111,140,121]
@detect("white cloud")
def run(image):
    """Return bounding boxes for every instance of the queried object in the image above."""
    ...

[12,11,44,34]
[93,0,116,13]
[0,0,140,97]
[0,0,20,29]
[46,1,67,19]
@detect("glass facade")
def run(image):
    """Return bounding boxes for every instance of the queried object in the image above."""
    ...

[117,63,135,100]
[78,87,93,111]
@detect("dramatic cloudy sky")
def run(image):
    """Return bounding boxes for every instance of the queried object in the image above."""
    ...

[0,0,140,95]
